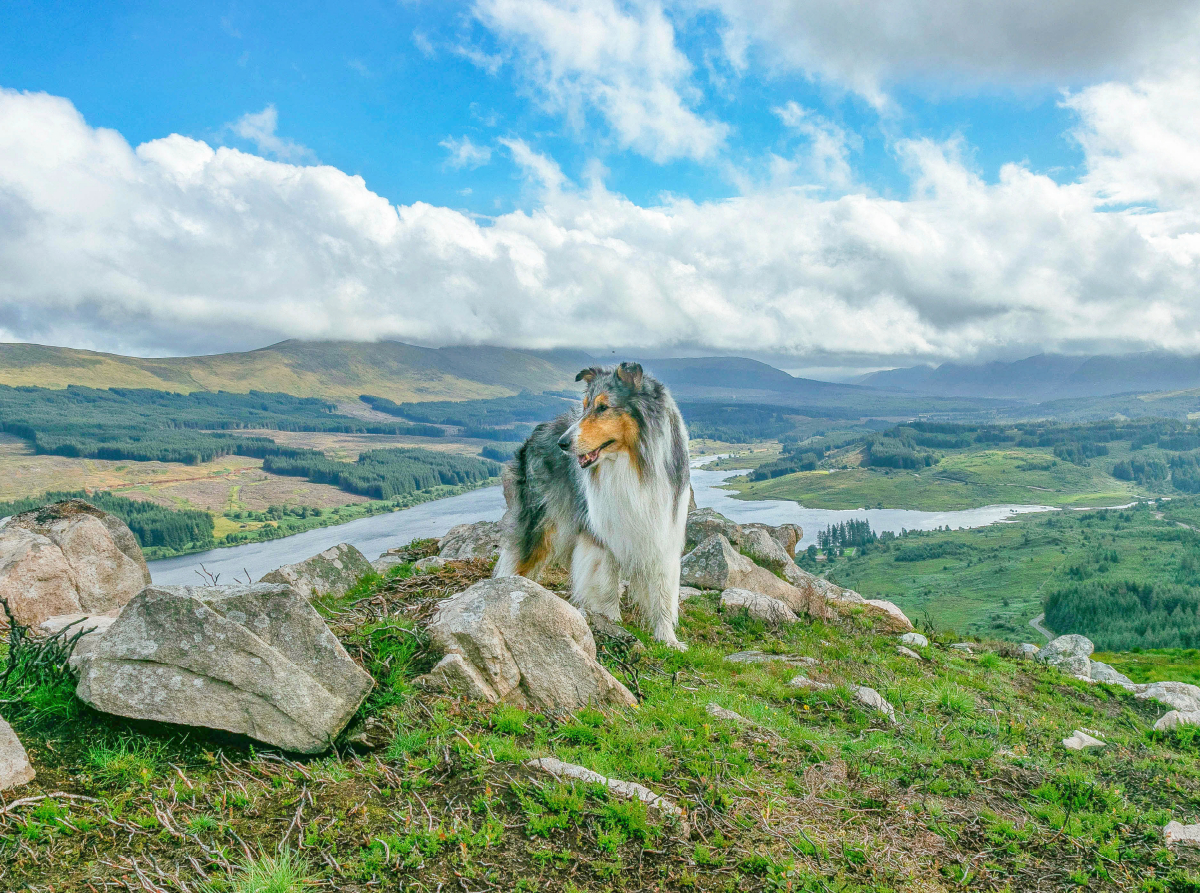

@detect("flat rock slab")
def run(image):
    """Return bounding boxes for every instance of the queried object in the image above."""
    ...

[0,715,35,791]
[417,577,636,712]
[896,645,922,660]
[259,543,374,600]
[527,757,685,821]
[726,650,811,666]
[704,703,781,740]
[720,588,798,625]
[1062,730,1105,752]
[788,675,834,691]
[1165,821,1200,848]
[76,584,373,753]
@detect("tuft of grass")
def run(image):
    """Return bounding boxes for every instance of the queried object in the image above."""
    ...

[86,736,166,788]
[202,850,313,893]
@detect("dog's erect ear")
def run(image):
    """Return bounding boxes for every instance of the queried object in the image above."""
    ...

[616,362,643,389]
[575,367,600,383]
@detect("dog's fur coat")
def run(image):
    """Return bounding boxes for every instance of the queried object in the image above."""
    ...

[494,363,691,648]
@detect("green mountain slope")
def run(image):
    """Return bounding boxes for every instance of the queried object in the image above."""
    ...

[0,341,589,402]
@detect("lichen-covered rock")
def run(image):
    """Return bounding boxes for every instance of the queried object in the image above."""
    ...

[1035,634,1094,676]
[0,715,35,791]
[75,584,373,753]
[738,526,792,572]
[720,588,798,625]
[681,535,827,618]
[747,522,803,559]
[258,543,373,600]
[416,577,636,711]
[0,500,150,628]
[685,509,742,551]
[438,521,501,561]
[37,613,118,671]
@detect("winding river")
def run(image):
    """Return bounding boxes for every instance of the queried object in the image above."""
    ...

[148,459,1056,585]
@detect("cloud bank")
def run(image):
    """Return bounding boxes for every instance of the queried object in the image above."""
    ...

[0,75,1199,362]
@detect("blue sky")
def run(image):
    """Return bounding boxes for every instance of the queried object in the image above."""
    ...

[0,1,1087,214]
[1,1,1199,372]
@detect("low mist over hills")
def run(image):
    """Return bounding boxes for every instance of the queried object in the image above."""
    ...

[862,352,1200,401]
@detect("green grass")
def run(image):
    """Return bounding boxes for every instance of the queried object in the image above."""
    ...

[1095,649,1200,684]
[8,554,1200,891]
[729,445,1143,511]
[821,503,1195,641]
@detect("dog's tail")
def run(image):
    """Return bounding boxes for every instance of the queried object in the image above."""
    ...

[493,463,521,577]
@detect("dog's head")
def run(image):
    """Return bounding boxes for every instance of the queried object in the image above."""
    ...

[558,362,646,470]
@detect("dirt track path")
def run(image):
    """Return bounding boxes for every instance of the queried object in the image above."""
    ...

[1029,613,1053,642]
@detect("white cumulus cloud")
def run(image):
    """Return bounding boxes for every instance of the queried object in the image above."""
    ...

[228,104,314,163]
[440,135,494,170]
[472,0,728,162]
[1,86,1200,365]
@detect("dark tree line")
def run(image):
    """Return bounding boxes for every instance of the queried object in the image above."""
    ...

[263,448,500,500]
[0,491,214,552]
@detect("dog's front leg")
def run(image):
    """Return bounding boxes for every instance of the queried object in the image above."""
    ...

[629,552,686,651]
[570,534,621,621]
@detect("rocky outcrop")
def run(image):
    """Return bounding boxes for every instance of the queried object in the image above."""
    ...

[1129,680,1200,713]
[1035,634,1094,676]
[737,525,792,573]
[1155,710,1200,731]
[438,521,501,561]
[720,588,798,625]
[747,522,802,559]
[75,583,373,753]
[258,543,374,600]
[681,535,828,618]
[0,715,35,791]
[0,500,150,628]
[685,509,742,551]
[416,577,636,711]
[684,509,801,561]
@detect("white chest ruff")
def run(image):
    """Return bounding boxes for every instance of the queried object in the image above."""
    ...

[583,453,681,569]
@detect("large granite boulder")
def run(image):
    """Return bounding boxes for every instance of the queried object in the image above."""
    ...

[681,535,827,617]
[258,543,373,600]
[0,499,150,628]
[0,715,35,792]
[75,584,373,753]
[738,525,792,573]
[438,521,501,561]
[744,522,802,559]
[1129,680,1200,713]
[416,577,636,711]
[1035,634,1094,677]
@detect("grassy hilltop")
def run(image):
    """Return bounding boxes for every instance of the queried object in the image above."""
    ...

[5,553,1200,891]
[0,341,589,402]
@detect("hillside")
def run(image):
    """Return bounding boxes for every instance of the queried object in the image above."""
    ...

[864,351,1200,402]
[0,341,590,403]
[6,547,1200,892]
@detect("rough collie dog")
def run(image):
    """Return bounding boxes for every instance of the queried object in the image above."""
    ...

[494,363,691,649]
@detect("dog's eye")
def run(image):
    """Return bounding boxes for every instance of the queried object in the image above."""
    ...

[595,404,607,414]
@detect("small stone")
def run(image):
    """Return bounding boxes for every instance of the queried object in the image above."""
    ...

[788,675,834,691]
[1018,643,1040,657]
[950,643,974,654]
[1164,821,1200,848]
[678,586,703,601]
[899,632,929,648]
[0,715,35,791]
[527,757,686,823]
[720,588,799,625]
[726,650,809,666]
[1062,729,1105,752]
[413,556,447,572]
[854,686,896,723]
[705,703,781,740]
[896,645,922,660]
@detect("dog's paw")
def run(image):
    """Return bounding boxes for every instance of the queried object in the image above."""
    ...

[658,638,688,652]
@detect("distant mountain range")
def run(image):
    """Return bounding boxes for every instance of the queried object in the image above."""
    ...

[4,341,1200,421]
[860,352,1200,401]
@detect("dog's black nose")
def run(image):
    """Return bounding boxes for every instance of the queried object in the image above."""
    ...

[557,435,571,451]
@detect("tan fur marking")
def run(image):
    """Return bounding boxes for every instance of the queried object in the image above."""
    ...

[576,407,641,475]
[517,524,555,578]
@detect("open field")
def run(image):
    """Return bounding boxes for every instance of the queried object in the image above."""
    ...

[821,505,1193,641]
[6,556,1200,891]
[1094,650,1200,685]
[729,446,1144,511]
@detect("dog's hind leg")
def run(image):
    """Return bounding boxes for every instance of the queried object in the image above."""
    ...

[570,533,621,621]
[628,551,685,650]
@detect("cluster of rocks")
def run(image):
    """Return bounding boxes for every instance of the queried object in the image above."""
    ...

[373,520,501,573]
[680,508,912,633]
